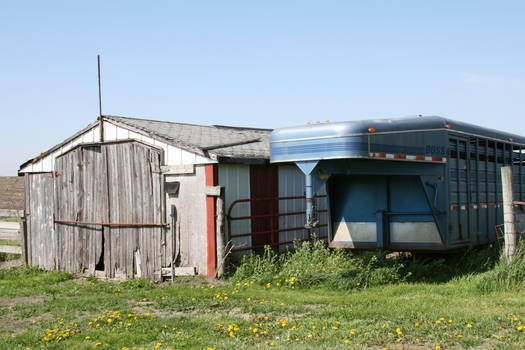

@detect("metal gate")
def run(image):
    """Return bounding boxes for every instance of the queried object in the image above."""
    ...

[226,195,328,258]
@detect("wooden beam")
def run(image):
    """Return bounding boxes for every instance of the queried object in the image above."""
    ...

[205,186,223,197]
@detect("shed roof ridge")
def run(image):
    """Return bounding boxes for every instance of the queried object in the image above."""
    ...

[104,114,271,133]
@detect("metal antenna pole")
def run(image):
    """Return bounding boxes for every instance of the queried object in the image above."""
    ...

[97,55,104,142]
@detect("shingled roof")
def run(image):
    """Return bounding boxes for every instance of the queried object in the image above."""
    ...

[104,115,272,162]
[19,115,273,173]
[0,176,24,211]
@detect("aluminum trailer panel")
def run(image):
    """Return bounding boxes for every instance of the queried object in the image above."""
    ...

[270,116,525,251]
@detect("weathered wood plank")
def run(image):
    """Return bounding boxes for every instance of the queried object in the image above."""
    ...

[0,245,22,254]
[25,173,55,270]
[0,209,24,218]
[0,232,19,241]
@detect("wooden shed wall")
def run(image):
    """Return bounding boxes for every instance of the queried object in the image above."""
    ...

[25,141,166,281]
[25,173,56,270]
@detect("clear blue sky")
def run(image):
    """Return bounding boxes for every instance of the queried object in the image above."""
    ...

[1,1,524,175]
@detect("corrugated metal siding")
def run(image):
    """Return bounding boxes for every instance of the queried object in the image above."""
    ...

[278,165,328,250]
[218,164,251,258]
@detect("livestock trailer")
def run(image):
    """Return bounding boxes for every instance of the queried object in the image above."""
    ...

[270,116,525,251]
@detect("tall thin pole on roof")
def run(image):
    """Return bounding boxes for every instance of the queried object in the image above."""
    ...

[98,55,104,142]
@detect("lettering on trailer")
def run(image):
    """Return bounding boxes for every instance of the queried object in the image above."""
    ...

[426,145,447,156]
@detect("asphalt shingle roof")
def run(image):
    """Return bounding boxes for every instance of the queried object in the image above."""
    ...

[104,115,271,162]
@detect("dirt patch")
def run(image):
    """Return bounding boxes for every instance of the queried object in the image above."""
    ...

[171,276,229,287]
[131,304,198,318]
[0,296,45,307]
[0,312,54,336]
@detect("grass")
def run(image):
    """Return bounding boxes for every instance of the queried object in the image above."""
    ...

[0,218,22,262]
[0,218,22,222]
[0,243,524,349]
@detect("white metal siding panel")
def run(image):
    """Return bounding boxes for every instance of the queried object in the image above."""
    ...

[20,125,101,174]
[277,165,328,250]
[167,145,183,165]
[116,125,129,139]
[111,123,212,166]
[104,122,117,141]
[218,164,251,258]
[19,118,215,174]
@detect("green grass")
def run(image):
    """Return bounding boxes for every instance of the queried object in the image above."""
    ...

[0,239,21,246]
[0,218,21,222]
[0,262,524,349]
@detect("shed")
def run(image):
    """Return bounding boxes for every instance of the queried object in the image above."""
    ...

[19,115,327,280]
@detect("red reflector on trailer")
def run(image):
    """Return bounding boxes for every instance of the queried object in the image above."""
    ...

[394,154,406,159]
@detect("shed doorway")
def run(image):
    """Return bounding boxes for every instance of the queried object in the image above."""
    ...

[53,140,166,280]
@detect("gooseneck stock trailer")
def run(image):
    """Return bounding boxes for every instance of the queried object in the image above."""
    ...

[270,116,525,251]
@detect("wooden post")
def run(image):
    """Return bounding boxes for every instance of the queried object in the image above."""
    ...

[20,217,27,265]
[501,166,517,262]
[216,189,225,278]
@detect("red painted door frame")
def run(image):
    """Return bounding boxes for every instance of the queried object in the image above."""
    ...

[205,164,218,277]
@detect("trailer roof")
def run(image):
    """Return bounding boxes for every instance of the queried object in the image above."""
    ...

[270,115,525,145]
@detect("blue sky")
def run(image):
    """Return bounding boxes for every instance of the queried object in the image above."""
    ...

[1,1,525,175]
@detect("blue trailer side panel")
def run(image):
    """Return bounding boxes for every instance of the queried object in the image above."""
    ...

[270,116,525,251]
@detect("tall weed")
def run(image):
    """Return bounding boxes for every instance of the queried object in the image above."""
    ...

[231,239,502,290]
[473,239,525,293]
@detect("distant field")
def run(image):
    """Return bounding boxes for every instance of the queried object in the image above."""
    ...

[0,267,524,349]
